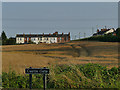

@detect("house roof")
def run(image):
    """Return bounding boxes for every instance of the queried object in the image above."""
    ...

[93,31,107,36]
[93,28,115,36]
[97,30,107,35]
[16,33,69,37]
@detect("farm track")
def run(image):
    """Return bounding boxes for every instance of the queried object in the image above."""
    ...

[70,44,90,57]
[44,56,67,60]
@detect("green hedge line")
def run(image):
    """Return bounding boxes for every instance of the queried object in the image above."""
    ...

[77,35,120,42]
[2,63,120,89]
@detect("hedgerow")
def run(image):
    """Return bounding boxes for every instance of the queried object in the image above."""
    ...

[76,35,120,42]
[2,63,120,89]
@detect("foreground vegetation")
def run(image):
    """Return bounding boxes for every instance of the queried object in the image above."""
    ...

[2,63,120,89]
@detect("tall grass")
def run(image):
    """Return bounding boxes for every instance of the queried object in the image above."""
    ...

[2,63,120,89]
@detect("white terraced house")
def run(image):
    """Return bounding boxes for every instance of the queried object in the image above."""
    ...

[16,32,70,44]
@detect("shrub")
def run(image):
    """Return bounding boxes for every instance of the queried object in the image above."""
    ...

[2,64,120,89]
[79,35,120,42]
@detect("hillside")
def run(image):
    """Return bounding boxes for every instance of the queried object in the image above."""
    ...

[2,41,119,74]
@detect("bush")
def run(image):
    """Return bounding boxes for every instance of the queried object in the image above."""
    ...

[79,35,120,42]
[2,64,120,89]
[5,38,16,45]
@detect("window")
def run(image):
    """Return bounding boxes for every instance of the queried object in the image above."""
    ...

[40,37,42,40]
[44,37,45,40]
[66,37,68,41]
[47,37,48,40]
[20,38,22,40]
[31,38,35,41]
[64,37,66,41]
[60,37,62,40]
[27,38,29,41]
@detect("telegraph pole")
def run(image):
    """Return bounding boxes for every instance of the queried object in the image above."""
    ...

[79,32,80,39]
[72,34,74,40]
[84,33,86,38]
[105,26,107,29]
[92,27,94,35]
[75,35,76,40]
[96,25,98,29]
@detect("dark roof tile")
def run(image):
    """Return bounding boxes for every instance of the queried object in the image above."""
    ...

[16,33,69,37]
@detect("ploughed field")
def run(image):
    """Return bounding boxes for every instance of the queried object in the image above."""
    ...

[2,41,119,74]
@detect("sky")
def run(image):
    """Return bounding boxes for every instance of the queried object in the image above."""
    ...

[2,2,118,39]
[1,0,120,2]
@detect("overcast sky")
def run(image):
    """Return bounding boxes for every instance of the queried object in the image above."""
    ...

[2,2,118,39]
[2,0,120,2]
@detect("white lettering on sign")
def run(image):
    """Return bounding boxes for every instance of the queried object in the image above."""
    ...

[29,70,38,73]
[25,68,49,74]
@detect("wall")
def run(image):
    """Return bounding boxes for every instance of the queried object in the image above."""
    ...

[16,37,24,44]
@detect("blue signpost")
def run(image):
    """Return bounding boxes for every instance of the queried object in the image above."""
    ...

[25,67,49,90]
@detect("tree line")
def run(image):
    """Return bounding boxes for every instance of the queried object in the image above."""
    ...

[1,31,16,45]
[1,28,120,45]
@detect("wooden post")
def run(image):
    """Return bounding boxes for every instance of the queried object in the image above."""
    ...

[43,67,47,90]
[29,67,32,89]
[25,67,49,90]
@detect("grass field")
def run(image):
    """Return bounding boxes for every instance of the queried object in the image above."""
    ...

[2,41,119,74]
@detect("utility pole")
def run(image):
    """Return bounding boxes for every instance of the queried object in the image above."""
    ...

[79,32,80,39]
[92,27,94,35]
[72,34,74,40]
[105,26,107,29]
[75,35,76,40]
[84,33,86,38]
[96,25,98,29]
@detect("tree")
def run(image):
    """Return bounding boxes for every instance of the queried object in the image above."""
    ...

[1,31,7,40]
[1,31,7,45]
[116,28,120,37]
[6,37,16,45]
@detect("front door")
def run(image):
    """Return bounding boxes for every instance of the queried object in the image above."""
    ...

[24,37,27,44]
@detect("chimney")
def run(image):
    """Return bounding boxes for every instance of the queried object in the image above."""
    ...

[62,32,63,35]
[68,32,70,35]
[30,33,31,37]
[97,29,99,33]
[23,33,25,37]
[43,33,44,36]
[101,29,103,32]
[55,31,58,35]
[102,29,108,32]
[49,33,51,36]
[53,32,55,35]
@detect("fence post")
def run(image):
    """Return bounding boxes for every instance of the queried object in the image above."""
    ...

[29,67,32,89]
[43,67,47,90]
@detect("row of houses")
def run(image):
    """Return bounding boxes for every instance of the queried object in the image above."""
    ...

[93,28,116,36]
[16,28,116,44]
[16,32,70,44]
